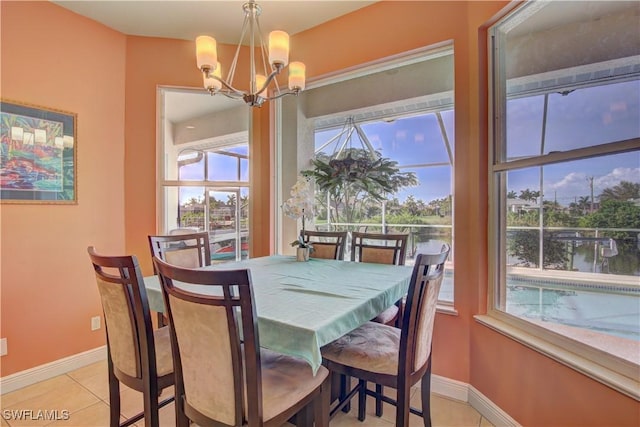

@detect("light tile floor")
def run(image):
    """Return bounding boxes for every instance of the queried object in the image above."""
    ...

[1,361,493,427]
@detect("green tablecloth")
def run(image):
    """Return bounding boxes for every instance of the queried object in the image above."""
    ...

[144,255,413,374]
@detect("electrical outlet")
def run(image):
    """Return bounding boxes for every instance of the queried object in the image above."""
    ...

[1,338,7,356]
[91,316,101,331]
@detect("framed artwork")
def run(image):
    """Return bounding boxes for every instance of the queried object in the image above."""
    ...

[0,100,77,204]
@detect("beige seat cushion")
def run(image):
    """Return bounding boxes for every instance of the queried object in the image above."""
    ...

[372,305,399,325]
[260,349,329,422]
[153,326,174,376]
[321,321,399,375]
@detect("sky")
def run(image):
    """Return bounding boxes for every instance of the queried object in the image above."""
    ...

[176,79,639,208]
[314,79,639,206]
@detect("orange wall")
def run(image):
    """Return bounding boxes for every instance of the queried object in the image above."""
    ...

[2,1,637,425]
[0,1,126,375]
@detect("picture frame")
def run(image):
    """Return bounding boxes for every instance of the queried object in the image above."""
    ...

[0,100,77,204]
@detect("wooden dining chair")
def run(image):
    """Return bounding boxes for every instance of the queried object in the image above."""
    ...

[148,231,211,327]
[321,244,450,427]
[148,231,211,269]
[302,230,348,260]
[87,247,176,427]
[153,256,331,427]
[351,231,409,326]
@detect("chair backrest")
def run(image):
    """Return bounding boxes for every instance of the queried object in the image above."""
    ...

[399,244,450,378]
[87,247,156,381]
[153,256,262,426]
[169,227,200,236]
[350,232,408,265]
[148,232,211,270]
[302,230,348,260]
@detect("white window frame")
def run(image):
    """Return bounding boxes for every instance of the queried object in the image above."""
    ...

[482,2,640,399]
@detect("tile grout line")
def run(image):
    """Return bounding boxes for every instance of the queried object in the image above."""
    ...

[41,373,104,427]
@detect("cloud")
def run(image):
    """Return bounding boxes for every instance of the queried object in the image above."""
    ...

[545,171,588,198]
[594,167,640,193]
[545,167,640,204]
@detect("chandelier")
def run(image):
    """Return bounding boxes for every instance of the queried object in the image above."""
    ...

[195,0,306,107]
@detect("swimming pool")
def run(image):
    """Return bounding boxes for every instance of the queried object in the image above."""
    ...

[437,271,640,341]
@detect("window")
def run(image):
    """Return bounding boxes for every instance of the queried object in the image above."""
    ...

[489,0,639,394]
[314,111,455,301]
[277,45,455,303]
[158,88,250,262]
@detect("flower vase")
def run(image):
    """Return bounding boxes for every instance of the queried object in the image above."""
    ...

[296,247,310,262]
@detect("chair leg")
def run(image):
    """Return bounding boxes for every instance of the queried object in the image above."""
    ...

[175,394,190,427]
[396,384,411,427]
[314,376,331,427]
[296,404,314,427]
[339,374,351,413]
[157,312,166,328]
[107,363,120,427]
[142,381,161,427]
[357,379,367,422]
[421,366,433,427]
[375,384,383,416]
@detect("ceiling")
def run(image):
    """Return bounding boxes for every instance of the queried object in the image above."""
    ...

[52,1,376,43]
[51,1,377,123]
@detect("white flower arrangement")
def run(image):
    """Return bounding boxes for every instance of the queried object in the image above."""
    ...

[282,176,315,249]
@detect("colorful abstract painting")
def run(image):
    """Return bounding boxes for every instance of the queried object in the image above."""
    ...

[0,100,76,203]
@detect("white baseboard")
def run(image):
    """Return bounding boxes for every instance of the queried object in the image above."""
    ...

[432,374,521,427]
[468,385,521,427]
[431,373,469,401]
[0,346,107,395]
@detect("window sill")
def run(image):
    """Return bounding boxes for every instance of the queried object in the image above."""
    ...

[474,314,639,401]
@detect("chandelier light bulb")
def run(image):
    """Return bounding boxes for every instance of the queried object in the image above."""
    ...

[204,62,222,93]
[196,36,217,71]
[288,62,306,91]
[255,74,267,95]
[268,30,289,67]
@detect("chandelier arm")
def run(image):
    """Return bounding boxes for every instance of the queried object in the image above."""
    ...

[261,88,300,101]
[209,75,246,97]
[227,14,250,88]
[256,65,284,95]
[217,91,245,100]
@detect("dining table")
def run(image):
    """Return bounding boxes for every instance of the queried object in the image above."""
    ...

[144,254,413,374]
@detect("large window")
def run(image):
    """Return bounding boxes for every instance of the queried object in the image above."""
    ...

[314,111,455,301]
[489,0,639,394]
[158,88,250,262]
[278,45,455,302]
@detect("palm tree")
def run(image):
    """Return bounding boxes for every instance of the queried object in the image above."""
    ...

[599,181,640,203]
[519,189,540,203]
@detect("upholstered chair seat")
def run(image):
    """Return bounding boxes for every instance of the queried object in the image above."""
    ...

[321,322,400,376]
[373,305,400,326]
[258,349,329,422]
